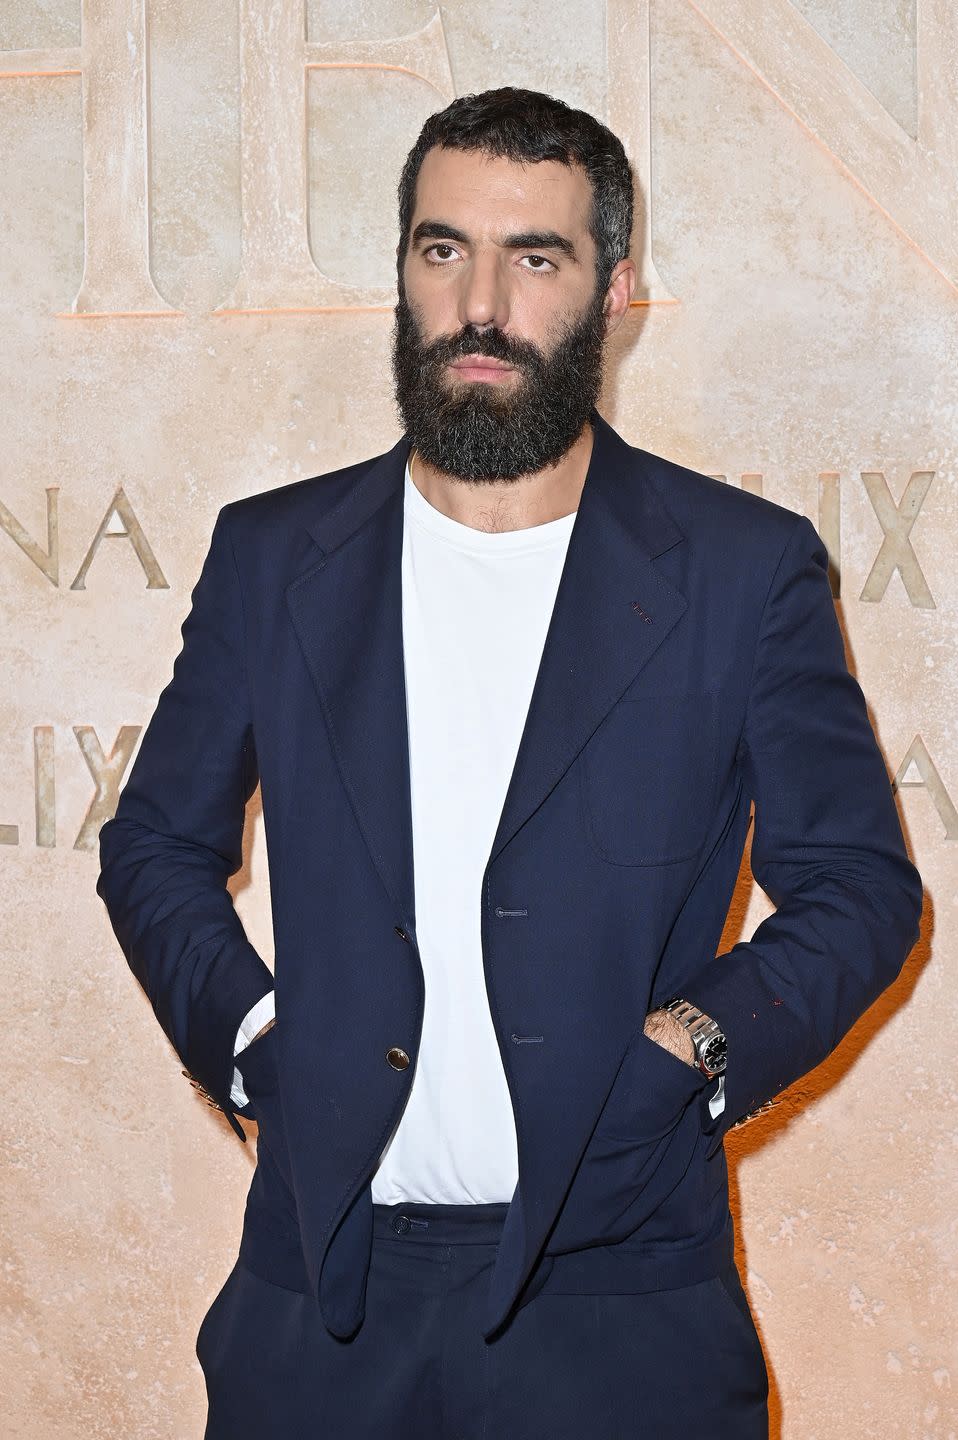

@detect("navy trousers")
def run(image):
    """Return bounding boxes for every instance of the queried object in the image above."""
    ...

[197,1200,769,1439]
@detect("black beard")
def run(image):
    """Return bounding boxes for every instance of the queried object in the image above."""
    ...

[390,284,607,483]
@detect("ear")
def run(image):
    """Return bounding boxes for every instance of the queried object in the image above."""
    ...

[602,258,637,336]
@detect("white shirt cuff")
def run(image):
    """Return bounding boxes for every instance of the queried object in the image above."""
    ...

[708,1074,726,1119]
[229,990,276,1108]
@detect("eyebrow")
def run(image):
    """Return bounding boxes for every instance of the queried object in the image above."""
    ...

[410,219,579,262]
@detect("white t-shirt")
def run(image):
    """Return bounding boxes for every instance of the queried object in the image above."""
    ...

[372,460,578,1204]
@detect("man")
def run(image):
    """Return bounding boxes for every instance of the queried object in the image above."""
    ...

[96,87,922,1439]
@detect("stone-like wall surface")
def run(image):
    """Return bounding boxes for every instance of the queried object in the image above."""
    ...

[0,3,953,1435]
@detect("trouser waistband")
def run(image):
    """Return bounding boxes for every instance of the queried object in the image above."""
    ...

[372,1200,511,1245]
[240,1199,735,1296]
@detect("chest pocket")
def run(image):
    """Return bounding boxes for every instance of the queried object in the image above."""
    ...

[579,690,719,866]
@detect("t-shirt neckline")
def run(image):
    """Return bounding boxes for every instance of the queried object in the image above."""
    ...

[403,460,577,556]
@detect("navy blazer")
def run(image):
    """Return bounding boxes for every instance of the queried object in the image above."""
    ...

[96,409,921,1341]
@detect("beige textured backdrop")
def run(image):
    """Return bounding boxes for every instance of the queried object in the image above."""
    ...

[1,2,954,1436]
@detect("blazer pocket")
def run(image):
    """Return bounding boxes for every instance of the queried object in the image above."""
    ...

[579,690,718,865]
[545,1029,708,1256]
[596,1026,708,1143]
[235,1027,295,1188]
[235,1023,279,1102]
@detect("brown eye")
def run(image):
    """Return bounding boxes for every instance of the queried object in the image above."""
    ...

[426,244,458,263]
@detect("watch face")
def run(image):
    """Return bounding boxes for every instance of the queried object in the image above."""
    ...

[702,1034,728,1074]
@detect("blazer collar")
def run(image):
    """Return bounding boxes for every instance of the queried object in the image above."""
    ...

[302,409,684,565]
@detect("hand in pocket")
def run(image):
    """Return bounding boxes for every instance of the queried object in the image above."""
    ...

[236,1019,279,1107]
[235,1024,295,1189]
[545,1025,708,1256]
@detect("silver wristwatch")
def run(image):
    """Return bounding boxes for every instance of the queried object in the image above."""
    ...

[663,998,727,1079]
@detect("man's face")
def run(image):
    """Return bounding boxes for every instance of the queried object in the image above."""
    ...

[392,146,609,483]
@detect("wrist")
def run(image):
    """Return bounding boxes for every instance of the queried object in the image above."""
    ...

[249,1017,276,1045]
[644,1008,696,1065]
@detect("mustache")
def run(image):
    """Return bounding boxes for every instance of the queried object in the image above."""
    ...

[419,324,544,370]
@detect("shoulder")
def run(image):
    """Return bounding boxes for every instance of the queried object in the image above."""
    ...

[644,448,803,543]
[208,439,405,583]
[627,442,822,579]
[218,449,385,537]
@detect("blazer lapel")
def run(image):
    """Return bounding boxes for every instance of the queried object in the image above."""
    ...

[487,411,687,865]
[285,410,688,940]
[285,434,418,938]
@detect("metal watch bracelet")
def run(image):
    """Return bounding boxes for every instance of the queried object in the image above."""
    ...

[663,997,727,1077]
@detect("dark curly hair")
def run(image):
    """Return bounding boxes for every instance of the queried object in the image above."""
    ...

[396,86,634,293]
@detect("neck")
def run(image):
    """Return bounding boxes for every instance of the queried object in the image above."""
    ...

[407,422,593,534]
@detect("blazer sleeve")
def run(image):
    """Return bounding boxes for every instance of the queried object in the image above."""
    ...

[95,505,275,1142]
[685,512,922,1154]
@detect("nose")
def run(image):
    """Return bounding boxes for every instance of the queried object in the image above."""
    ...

[457,250,510,333]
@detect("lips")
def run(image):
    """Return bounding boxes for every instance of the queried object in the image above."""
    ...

[448,354,516,382]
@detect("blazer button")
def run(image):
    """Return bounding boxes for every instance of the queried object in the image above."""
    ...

[386,1047,410,1070]
[394,925,410,943]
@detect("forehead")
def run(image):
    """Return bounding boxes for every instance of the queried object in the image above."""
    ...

[411,145,594,244]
